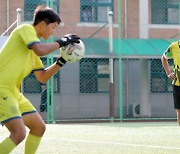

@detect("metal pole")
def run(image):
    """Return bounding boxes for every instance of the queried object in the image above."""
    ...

[7,0,10,35]
[46,0,55,124]
[16,8,22,27]
[118,0,123,122]
[108,11,114,122]
[126,59,129,117]
[17,8,23,93]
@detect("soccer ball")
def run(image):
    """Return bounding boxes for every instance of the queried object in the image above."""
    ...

[60,40,85,63]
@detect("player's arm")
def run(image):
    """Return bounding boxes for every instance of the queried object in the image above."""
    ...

[34,57,66,83]
[30,34,80,56]
[33,34,80,82]
[161,55,171,77]
[161,50,176,80]
[31,42,59,56]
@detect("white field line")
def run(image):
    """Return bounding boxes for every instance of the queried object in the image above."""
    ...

[62,139,180,150]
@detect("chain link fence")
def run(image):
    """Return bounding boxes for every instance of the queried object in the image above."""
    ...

[0,0,179,123]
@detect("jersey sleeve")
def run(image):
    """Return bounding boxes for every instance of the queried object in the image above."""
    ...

[19,24,40,49]
[163,45,172,59]
[31,52,44,71]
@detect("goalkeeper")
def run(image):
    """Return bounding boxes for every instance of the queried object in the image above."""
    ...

[0,5,80,154]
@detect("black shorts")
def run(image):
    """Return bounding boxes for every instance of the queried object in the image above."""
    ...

[172,85,180,109]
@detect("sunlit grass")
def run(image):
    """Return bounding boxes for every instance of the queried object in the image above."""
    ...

[0,122,180,154]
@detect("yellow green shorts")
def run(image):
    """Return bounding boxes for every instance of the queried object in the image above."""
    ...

[0,90,36,124]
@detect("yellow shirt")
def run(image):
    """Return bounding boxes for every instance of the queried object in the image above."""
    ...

[163,41,180,85]
[0,24,44,94]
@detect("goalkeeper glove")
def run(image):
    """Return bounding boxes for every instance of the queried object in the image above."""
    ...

[55,34,80,48]
[56,57,67,67]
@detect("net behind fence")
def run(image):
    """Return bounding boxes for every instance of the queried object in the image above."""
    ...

[0,0,179,123]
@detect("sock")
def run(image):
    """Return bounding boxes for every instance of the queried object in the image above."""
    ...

[25,134,42,154]
[0,137,16,154]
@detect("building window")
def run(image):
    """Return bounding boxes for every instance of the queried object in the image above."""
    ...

[24,0,59,21]
[80,58,109,93]
[151,0,179,24]
[80,0,114,22]
[150,59,173,93]
[23,57,60,93]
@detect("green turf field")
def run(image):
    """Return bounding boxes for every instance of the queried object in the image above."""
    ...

[0,122,180,154]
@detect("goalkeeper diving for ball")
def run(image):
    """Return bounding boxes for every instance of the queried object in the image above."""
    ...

[0,5,80,154]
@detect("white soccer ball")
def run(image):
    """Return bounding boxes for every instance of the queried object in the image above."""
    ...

[60,40,85,63]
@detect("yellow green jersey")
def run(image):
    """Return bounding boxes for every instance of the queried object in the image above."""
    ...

[163,41,180,86]
[0,24,44,94]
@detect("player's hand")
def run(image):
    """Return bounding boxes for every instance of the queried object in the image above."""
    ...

[56,34,80,48]
[168,72,176,80]
[60,45,74,62]
[56,57,67,67]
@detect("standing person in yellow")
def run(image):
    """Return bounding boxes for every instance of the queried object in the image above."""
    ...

[0,5,80,154]
[161,41,180,126]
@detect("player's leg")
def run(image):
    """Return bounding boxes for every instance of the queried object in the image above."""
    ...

[19,94,46,154]
[19,94,46,136]
[172,85,180,126]
[0,118,26,153]
[23,112,46,136]
[22,111,46,154]
[0,91,26,153]
[23,112,46,154]
[176,109,180,126]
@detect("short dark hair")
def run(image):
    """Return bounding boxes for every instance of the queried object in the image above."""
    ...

[33,5,61,26]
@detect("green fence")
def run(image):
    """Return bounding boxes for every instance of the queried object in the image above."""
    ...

[0,0,179,123]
